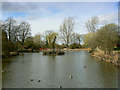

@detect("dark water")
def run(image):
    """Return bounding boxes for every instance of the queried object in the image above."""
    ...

[2,51,118,88]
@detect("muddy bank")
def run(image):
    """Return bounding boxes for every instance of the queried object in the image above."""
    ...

[90,50,120,67]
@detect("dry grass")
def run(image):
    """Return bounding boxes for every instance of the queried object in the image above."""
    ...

[63,48,91,51]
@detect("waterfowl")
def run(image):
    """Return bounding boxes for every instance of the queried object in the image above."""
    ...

[58,86,62,88]
[84,66,86,68]
[38,80,40,82]
[31,79,33,81]
[69,75,72,79]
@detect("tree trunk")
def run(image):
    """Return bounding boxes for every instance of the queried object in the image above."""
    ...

[52,36,56,51]
[8,23,11,41]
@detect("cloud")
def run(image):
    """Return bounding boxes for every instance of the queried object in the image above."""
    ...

[2,0,120,2]
[28,17,64,35]
[2,2,118,35]
[2,2,40,13]
[15,17,26,24]
[14,16,63,36]
[2,2,117,14]
[98,11,118,25]
[15,11,118,36]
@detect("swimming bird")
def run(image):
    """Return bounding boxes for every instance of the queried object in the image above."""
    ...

[84,66,86,68]
[58,86,62,88]
[69,75,72,79]
[31,79,33,81]
[38,80,40,82]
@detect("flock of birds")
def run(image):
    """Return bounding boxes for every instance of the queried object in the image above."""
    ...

[30,79,40,82]
[30,75,73,88]
[29,65,87,88]
[2,65,87,88]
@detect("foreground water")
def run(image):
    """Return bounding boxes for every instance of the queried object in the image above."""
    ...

[2,51,118,88]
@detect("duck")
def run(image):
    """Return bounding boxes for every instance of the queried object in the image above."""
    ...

[58,86,62,88]
[69,75,72,79]
[38,80,40,82]
[31,79,33,81]
[84,66,86,68]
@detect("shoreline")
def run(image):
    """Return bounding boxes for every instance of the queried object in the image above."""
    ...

[62,48,91,51]
[90,50,120,67]
[2,48,91,58]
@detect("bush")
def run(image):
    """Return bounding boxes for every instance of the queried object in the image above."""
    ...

[43,50,65,55]
[89,49,94,53]
[18,49,32,52]
[69,43,82,49]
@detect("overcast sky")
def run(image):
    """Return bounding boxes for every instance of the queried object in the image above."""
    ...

[2,2,118,36]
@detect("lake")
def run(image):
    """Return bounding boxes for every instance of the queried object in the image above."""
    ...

[2,51,118,88]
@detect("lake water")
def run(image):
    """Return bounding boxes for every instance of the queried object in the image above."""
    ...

[2,51,118,88]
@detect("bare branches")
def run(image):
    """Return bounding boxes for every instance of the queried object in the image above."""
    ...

[18,21,31,45]
[59,17,75,47]
[86,16,99,33]
[4,17,16,41]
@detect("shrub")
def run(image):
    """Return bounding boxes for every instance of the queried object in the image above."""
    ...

[43,50,65,55]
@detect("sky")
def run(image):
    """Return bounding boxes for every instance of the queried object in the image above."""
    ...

[1,2,118,36]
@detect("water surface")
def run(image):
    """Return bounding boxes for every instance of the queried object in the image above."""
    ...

[2,51,118,88]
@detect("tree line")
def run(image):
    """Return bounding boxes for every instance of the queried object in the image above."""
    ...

[1,17,31,56]
[1,16,120,56]
[1,17,82,56]
[84,16,120,55]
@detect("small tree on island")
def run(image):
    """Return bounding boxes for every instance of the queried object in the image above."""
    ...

[42,31,61,55]
[45,30,58,50]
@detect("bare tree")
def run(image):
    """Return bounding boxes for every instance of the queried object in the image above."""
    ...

[86,16,99,33]
[70,33,80,45]
[18,21,31,47]
[59,17,75,48]
[33,34,41,46]
[4,17,16,41]
[11,25,19,43]
[85,16,99,50]
[75,33,81,46]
